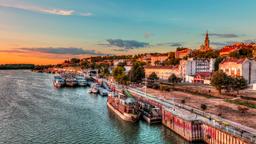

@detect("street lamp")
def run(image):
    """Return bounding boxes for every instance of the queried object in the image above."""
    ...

[144,77,147,97]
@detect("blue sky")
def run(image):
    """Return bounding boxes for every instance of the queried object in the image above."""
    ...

[0,0,256,64]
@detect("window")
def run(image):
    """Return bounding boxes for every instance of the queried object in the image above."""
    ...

[236,69,240,76]
[231,69,235,76]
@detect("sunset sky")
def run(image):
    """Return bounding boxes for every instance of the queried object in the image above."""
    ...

[0,0,256,64]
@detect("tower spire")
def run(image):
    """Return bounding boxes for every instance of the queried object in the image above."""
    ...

[205,31,209,49]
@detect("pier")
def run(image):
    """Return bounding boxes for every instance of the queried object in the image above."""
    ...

[125,87,256,144]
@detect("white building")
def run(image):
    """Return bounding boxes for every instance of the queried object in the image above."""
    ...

[144,66,180,80]
[179,58,215,83]
[219,58,256,84]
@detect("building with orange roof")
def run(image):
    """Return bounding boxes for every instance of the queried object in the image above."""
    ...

[144,66,180,80]
[175,48,192,59]
[219,58,256,84]
[193,72,212,84]
[150,55,169,66]
[253,46,256,58]
[138,54,169,66]
[219,42,256,56]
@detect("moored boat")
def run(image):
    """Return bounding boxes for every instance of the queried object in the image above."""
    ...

[140,103,162,124]
[76,76,88,87]
[65,78,78,87]
[88,84,99,94]
[98,87,108,96]
[53,76,65,88]
[107,92,140,122]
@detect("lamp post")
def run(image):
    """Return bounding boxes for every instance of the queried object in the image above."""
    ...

[145,78,147,97]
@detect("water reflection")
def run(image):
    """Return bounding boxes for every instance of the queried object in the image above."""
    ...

[0,70,196,144]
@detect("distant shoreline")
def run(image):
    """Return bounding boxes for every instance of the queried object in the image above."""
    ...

[0,64,35,70]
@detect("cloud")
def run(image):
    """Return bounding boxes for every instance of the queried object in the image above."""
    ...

[211,42,228,46]
[41,9,74,16]
[105,39,149,49]
[112,48,128,52]
[0,3,92,16]
[211,39,256,47]
[19,47,108,56]
[0,49,27,53]
[208,33,239,38]
[155,42,183,47]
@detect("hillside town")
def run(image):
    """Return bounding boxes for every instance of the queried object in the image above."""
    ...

[39,32,256,91]
[32,32,256,143]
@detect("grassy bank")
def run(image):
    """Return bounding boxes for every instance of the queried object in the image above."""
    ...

[224,99,256,109]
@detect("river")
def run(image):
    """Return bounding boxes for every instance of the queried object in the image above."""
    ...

[0,70,193,144]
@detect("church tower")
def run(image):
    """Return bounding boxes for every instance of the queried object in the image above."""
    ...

[204,31,209,49]
[199,31,212,52]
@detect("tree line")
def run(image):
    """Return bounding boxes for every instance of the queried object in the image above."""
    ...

[0,64,35,70]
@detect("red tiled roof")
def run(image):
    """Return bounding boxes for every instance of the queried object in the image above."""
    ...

[220,58,247,64]
[220,42,256,53]
[176,48,191,54]
[220,46,238,53]
[194,72,212,78]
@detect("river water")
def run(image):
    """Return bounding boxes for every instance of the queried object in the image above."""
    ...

[0,70,192,144]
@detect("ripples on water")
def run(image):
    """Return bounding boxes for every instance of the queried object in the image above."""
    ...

[0,70,193,144]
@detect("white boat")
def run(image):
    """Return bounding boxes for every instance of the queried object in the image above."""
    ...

[76,76,88,87]
[89,84,99,94]
[65,78,78,87]
[98,87,109,96]
[53,76,65,88]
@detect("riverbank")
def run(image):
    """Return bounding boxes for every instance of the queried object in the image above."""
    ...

[0,70,191,144]
[126,86,256,144]
[0,64,35,70]
[143,88,256,130]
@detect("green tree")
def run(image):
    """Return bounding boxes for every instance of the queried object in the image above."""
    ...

[168,74,178,83]
[211,70,230,94]
[231,76,248,94]
[70,58,80,64]
[154,60,161,66]
[214,56,224,71]
[128,62,145,83]
[190,50,219,59]
[98,64,110,78]
[229,48,253,58]
[168,74,180,88]
[80,60,89,69]
[201,104,207,111]
[229,51,240,58]
[148,72,159,80]
[163,58,180,66]
[113,66,128,84]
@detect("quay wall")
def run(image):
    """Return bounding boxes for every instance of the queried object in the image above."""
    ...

[162,108,202,142]
[128,89,252,144]
[202,124,248,144]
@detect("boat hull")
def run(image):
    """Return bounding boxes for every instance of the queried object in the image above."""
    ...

[107,102,139,122]
[53,82,64,88]
[142,115,161,124]
[65,82,77,87]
